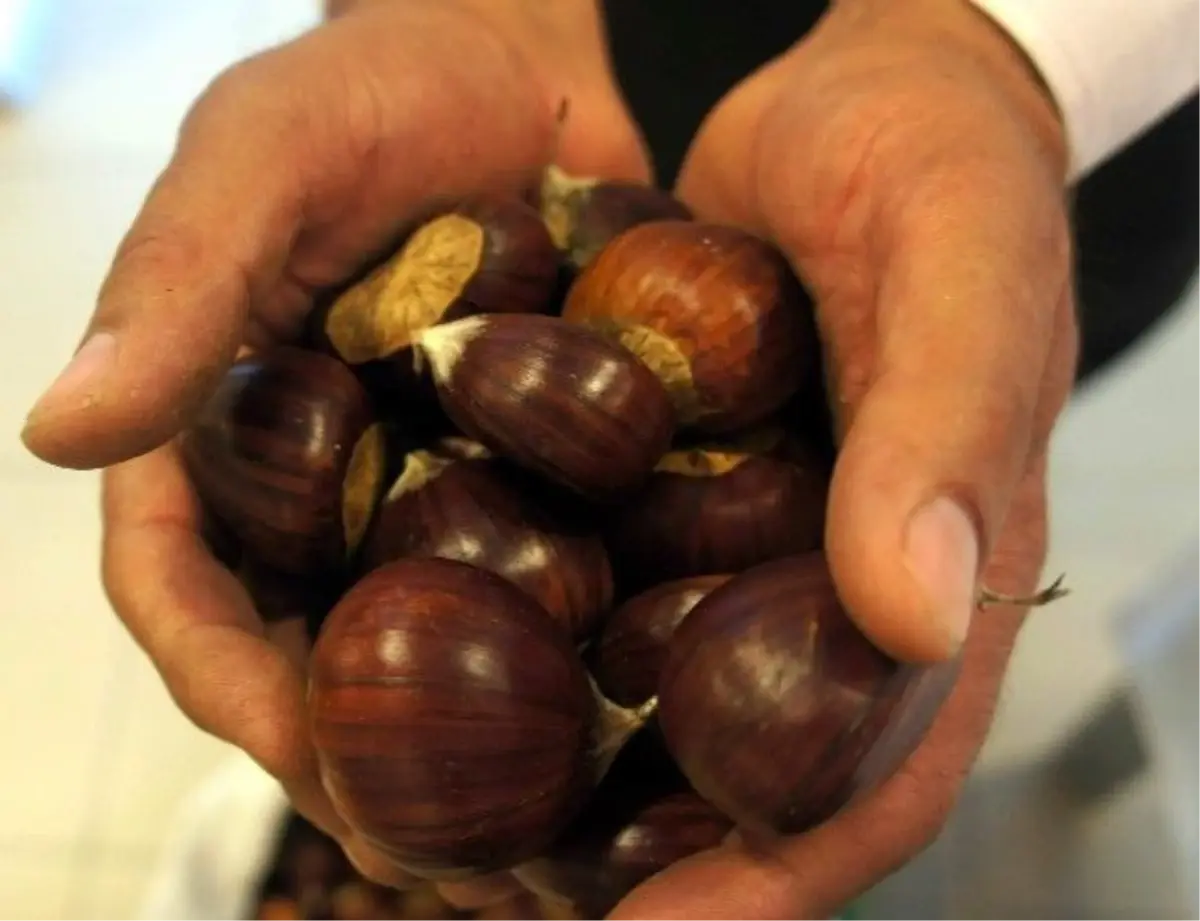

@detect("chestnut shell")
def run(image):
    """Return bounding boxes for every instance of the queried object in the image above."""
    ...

[360,450,613,642]
[538,166,694,273]
[417,314,676,502]
[604,437,829,592]
[592,575,732,707]
[658,553,961,835]
[309,558,595,877]
[180,346,386,576]
[562,220,818,433]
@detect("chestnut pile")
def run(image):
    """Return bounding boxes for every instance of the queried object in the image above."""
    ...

[184,163,965,919]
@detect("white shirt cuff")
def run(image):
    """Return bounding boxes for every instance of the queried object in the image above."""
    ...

[966,0,1200,180]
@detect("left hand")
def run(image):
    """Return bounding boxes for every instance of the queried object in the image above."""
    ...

[611,0,1079,916]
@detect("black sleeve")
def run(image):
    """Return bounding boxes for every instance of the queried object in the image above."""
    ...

[602,1,1198,386]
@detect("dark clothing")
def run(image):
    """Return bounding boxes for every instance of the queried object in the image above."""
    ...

[602,0,1199,386]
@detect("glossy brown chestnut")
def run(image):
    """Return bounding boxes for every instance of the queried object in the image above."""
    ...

[415,314,676,501]
[360,448,613,642]
[538,165,693,272]
[562,220,818,433]
[592,574,732,707]
[314,196,559,376]
[515,785,732,919]
[309,558,653,878]
[604,429,829,592]
[180,347,387,576]
[658,552,961,836]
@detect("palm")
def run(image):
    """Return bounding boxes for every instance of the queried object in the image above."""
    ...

[613,16,1076,917]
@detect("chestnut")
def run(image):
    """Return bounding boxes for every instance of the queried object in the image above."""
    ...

[562,220,819,433]
[515,784,732,919]
[604,429,829,592]
[415,313,676,501]
[309,557,653,879]
[180,347,387,576]
[538,164,693,273]
[592,575,732,707]
[657,552,961,836]
[360,447,613,643]
[313,196,559,389]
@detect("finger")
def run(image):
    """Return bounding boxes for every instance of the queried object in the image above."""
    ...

[20,4,583,471]
[100,445,347,839]
[612,467,1051,921]
[819,173,1070,663]
[21,57,311,471]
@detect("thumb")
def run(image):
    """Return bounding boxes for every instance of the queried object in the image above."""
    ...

[18,3,584,471]
[18,63,307,471]
[820,180,1072,663]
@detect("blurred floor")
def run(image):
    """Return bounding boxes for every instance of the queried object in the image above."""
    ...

[0,1,1195,918]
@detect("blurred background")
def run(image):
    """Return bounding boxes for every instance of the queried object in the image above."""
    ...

[0,1,1195,918]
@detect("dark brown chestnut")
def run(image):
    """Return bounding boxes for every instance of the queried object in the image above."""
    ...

[360,447,613,643]
[604,428,829,592]
[592,574,732,707]
[538,165,693,273]
[562,220,818,433]
[415,313,676,501]
[309,557,654,879]
[180,346,387,576]
[313,196,559,382]
[515,784,732,919]
[658,552,961,836]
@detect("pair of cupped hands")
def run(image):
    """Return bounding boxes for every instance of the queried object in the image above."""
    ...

[20,0,1078,916]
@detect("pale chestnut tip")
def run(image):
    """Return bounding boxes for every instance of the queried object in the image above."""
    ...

[413,315,492,384]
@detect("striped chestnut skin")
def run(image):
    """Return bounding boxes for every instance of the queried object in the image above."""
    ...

[309,558,594,879]
[562,221,819,434]
[180,346,387,577]
[658,552,961,836]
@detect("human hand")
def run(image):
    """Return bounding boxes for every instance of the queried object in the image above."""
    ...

[610,0,1079,916]
[19,0,650,886]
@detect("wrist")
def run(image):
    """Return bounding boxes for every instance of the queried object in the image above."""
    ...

[825,0,1069,180]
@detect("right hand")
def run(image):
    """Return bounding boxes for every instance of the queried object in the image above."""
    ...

[20,0,651,885]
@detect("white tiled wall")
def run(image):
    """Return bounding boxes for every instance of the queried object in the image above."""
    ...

[0,1,1195,918]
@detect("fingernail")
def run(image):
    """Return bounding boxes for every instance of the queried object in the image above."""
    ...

[24,332,116,425]
[904,496,979,652]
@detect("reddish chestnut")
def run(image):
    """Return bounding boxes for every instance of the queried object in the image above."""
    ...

[309,558,653,878]
[658,552,961,836]
[515,784,732,919]
[592,575,732,707]
[562,220,818,433]
[360,447,613,642]
[415,314,676,501]
[538,165,693,272]
[313,196,559,382]
[604,429,829,592]
[180,347,387,576]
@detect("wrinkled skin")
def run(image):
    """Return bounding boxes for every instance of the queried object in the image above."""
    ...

[19,0,1078,916]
